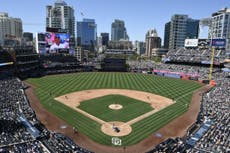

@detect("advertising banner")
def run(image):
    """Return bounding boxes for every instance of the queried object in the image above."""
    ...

[198,39,210,49]
[184,39,198,47]
[164,73,181,79]
[211,39,226,47]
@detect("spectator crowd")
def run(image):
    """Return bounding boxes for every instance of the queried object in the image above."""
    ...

[165,48,226,64]
[0,77,93,153]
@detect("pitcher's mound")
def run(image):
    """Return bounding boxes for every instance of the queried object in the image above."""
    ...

[101,121,132,136]
[109,104,123,110]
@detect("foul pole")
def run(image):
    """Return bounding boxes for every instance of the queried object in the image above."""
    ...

[209,47,215,81]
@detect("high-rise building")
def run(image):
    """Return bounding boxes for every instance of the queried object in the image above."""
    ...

[111,19,129,41]
[209,8,230,49]
[75,46,84,62]
[77,18,97,50]
[97,36,102,47]
[169,15,187,49]
[187,19,199,39]
[101,33,109,46]
[164,22,171,49]
[46,0,75,36]
[145,29,161,57]
[168,14,199,49]
[134,41,145,55]
[0,12,22,46]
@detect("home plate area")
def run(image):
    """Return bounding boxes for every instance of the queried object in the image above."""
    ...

[101,121,132,137]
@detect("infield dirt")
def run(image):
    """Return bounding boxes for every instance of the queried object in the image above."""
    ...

[54,89,174,137]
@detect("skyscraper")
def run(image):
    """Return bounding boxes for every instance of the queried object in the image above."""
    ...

[134,41,145,55]
[46,0,75,37]
[187,19,199,39]
[77,18,97,50]
[145,29,161,57]
[164,22,171,49]
[168,14,199,49]
[97,36,102,47]
[169,15,188,49]
[111,19,129,41]
[0,12,22,46]
[209,8,230,49]
[101,33,109,46]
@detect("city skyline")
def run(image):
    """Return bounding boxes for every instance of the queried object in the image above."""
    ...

[0,0,229,42]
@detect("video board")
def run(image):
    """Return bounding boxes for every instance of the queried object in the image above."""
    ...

[45,32,70,52]
[36,32,75,55]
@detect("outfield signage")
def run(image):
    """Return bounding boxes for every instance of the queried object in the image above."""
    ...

[211,39,226,47]
[153,70,200,77]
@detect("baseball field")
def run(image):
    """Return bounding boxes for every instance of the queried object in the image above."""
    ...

[26,72,203,146]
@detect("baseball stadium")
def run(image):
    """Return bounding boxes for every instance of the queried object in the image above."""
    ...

[0,42,229,153]
[0,2,230,153]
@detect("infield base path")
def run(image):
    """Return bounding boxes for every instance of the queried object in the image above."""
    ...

[55,89,174,136]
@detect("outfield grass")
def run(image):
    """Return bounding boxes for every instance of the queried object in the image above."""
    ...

[26,72,203,146]
[78,94,153,122]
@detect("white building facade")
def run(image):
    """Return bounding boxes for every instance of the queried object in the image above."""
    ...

[209,8,230,50]
[0,12,22,46]
[46,0,75,37]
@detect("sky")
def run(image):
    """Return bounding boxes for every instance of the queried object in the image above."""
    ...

[0,0,230,42]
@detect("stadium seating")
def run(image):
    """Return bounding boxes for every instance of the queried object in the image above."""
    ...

[164,48,226,65]
[0,77,93,153]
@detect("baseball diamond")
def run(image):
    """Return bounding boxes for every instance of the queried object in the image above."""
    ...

[26,72,203,146]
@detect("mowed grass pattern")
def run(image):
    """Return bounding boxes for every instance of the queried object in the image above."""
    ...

[26,72,203,146]
[78,94,153,122]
